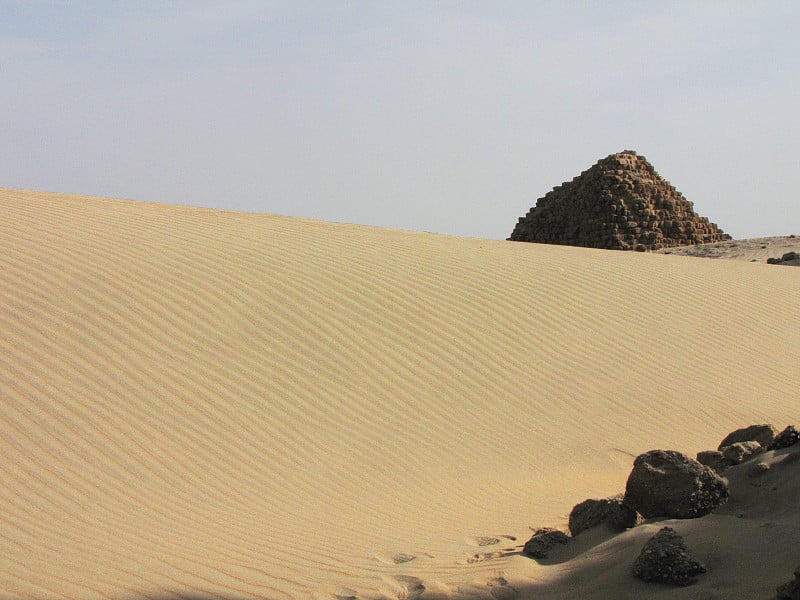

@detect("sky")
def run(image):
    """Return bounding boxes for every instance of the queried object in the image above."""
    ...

[2,1,799,240]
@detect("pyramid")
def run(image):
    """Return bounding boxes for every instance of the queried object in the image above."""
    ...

[508,151,730,251]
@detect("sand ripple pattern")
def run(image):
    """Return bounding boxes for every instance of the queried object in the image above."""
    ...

[1,189,799,598]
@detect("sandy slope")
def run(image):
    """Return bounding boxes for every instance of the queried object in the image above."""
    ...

[1,188,799,599]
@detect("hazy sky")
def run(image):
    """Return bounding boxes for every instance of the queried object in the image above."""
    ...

[3,1,798,240]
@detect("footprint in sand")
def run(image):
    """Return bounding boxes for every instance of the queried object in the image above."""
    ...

[467,552,497,564]
[466,534,517,547]
[465,535,520,563]
[475,536,501,546]
[468,575,519,600]
[392,553,417,564]
[384,575,426,600]
[483,576,518,600]
[374,552,434,565]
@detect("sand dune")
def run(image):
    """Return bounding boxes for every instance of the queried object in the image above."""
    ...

[2,188,799,599]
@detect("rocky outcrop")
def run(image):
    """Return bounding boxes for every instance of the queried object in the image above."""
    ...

[718,424,778,450]
[568,494,639,536]
[696,441,763,475]
[522,528,570,559]
[508,151,729,251]
[521,424,796,586]
[624,450,728,519]
[767,251,800,266]
[632,527,705,586]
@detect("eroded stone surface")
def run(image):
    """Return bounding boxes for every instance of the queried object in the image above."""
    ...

[509,151,729,251]
[624,450,728,519]
[522,528,570,559]
[721,441,763,465]
[632,527,705,586]
[696,450,732,474]
[718,424,778,450]
[568,494,639,536]
[769,426,800,451]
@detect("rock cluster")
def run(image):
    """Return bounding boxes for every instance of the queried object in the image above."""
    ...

[767,251,800,266]
[718,424,778,449]
[632,527,706,586]
[508,151,730,251]
[522,422,798,588]
[699,440,765,474]
[715,423,798,454]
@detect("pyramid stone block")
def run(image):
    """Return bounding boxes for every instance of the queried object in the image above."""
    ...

[508,151,730,251]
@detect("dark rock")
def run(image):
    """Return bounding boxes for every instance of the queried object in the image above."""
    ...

[768,426,800,451]
[632,527,705,586]
[767,252,800,266]
[696,450,732,474]
[775,564,800,599]
[776,580,800,599]
[624,450,729,519]
[568,494,639,536]
[718,424,778,450]
[522,528,570,559]
[721,441,763,465]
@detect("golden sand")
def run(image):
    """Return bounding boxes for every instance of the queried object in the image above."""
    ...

[2,188,799,598]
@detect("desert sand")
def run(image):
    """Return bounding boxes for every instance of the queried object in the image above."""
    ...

[2,188,799,599]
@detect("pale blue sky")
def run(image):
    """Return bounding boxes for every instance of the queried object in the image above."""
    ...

[2,1,798,239]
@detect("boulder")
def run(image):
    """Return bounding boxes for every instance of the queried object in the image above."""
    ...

[624,450,729,519]
[522,528,570,559]
[696,450,732,474]
[769,426,799,451]
[632,527,705,586]
[721,441,763,465]
[718,424,778,450]
[568,494,639,536]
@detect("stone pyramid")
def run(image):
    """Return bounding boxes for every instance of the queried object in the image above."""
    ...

[508,151,730,251]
